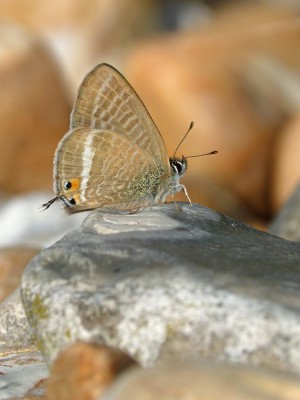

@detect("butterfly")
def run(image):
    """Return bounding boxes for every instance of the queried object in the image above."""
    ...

[42,63,217,213]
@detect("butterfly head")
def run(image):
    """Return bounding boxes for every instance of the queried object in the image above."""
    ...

[170,121,218,180]
[169,155,188,178]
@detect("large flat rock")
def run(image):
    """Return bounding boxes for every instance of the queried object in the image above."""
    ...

[18,204,300,372]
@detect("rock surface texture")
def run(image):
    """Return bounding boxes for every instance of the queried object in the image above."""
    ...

[18,203,300,373]
[0,346,48,399]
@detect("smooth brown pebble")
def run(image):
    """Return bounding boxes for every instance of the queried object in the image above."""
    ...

[47,342,137,400]
[0,23,70,194]
[0,0,157,91]
[271,113,300,214]
[0,246,39,302]
[103,360,300,400]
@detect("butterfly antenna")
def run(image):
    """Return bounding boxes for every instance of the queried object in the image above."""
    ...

[173,121,218,158]
[173,121,194,157]
[40,196,59,211]
[185,150,218,159]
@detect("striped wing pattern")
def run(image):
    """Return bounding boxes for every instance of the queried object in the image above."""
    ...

[70,63,169,169]
[53,64,172,212]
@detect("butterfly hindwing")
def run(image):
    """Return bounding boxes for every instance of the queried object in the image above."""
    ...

[54,128,169,212]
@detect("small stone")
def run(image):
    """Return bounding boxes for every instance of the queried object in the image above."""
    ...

[0,346,48,399]
[271,113,300,214]
[0,288,34,349]
[0,246,39,302]
[269,184,300,242]
[102,359,300,400]
[47,342,137,400]
[0,0,158,91]
[0,22,70,194]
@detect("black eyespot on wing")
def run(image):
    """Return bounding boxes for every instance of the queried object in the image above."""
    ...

[69,197,76,205]
[64,181,72,190]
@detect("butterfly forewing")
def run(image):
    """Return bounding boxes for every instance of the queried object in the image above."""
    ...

[70,63,169,169]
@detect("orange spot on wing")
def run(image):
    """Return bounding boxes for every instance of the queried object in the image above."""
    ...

[69,178,80,191]
[62,177,81,193]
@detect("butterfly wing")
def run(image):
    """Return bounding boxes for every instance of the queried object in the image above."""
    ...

[54,128,169,212]
[70,63,169,169]
[50,63,174,213]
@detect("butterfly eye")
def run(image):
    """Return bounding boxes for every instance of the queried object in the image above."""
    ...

[170,157,187,177]
[175,161,183,174]
[64,181,72,190]
[171,160,183,174]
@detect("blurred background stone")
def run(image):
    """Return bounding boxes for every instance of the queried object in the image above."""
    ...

[47,342,137,400]
[0,246,39,302]
[0,288,33,349]
[0,23,71,195]
[0,346,48,400]
[271,113,300,214]
[269,183,300,242]
[102,360,300,400]
[0,0,158,92]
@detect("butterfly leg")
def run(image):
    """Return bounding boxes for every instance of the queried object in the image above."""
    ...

[180,184,192,206]
[129,207,141,214]
[172,195,183,211]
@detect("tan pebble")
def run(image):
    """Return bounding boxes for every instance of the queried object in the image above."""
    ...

[0,0,157,91]
[103,360,300,400]
[0,246,39,302]
[0,23,70,194]
[47,342,137,400]
[271,113,300,213]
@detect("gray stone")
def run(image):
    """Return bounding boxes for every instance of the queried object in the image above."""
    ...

[269,183,300,242]
[20,204,300,372]
[0,346,48,399]
[0,288,34,349]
